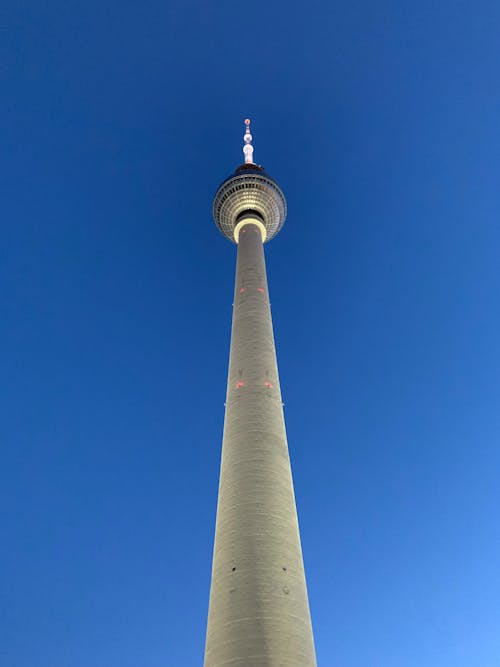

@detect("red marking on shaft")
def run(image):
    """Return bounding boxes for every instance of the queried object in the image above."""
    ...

[236,381,245,388]
[239,288,246,293]
[257,287,264,293]
[264,381,273,388]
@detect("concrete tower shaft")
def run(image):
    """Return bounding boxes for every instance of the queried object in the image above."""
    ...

[204,216,317,667]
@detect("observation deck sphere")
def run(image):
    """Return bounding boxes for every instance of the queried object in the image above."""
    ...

[213,164,287,243]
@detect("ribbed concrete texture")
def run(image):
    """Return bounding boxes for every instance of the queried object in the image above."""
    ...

[204,219,317,667]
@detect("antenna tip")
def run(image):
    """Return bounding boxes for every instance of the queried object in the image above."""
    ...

[243,118,254,163]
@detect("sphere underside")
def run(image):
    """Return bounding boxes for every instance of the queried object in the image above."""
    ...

[213,169,287,243]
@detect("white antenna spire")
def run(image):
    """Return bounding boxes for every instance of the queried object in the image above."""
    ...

[243,118,254,164]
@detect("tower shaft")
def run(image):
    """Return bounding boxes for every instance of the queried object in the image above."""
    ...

[204,220,316,667]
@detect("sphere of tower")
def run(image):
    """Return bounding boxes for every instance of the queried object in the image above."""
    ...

[213,164,287,243]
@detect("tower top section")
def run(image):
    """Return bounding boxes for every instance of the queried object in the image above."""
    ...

[243,118,254,164]
[213,119,287,244]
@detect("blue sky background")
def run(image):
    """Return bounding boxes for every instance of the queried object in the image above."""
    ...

[1,1,500,665]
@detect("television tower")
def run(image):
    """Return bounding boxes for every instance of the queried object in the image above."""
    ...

[204,120,317,667]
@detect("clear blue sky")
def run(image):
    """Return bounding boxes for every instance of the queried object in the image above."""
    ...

[1,2,499,665]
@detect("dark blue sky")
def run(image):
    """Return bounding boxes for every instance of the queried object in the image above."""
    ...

[2,1,499,665]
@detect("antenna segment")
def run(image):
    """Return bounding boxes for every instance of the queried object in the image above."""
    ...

[243,118,254,164]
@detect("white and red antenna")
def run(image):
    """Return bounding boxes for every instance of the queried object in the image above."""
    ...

[243,118,254,164]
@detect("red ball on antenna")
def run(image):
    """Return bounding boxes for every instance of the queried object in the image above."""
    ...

[245,118,251,125]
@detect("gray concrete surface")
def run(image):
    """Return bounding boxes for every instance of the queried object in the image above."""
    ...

[204,219,317,667]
